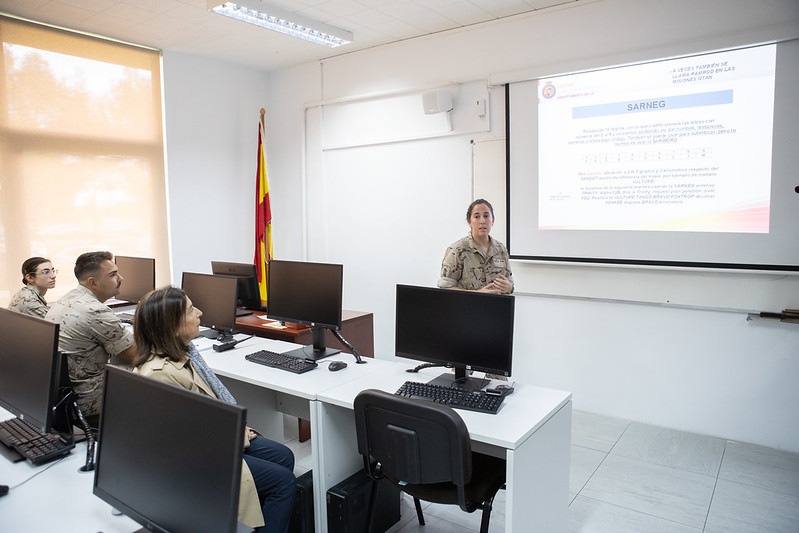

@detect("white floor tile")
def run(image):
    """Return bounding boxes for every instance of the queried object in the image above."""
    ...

[569,495,702,533]
[580,454,716,529]
[705,478,799,533]
[610,422,725,476]
[571,444,607,495]
[719,440,799,496]
[571,410,630,452]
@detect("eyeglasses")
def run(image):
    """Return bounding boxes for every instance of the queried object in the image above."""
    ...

[37,268,58,276]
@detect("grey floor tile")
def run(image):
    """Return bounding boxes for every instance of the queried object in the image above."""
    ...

[572,410,630,452]
[610,422,726,476]
[719,441,799,496]
[571,444,607,496]
[386,487,505,533]
[283,425,313,475]
[569,496,702,533]
[385,498,422,533]
[393,512,479,533]
[292,441,313,473]
[398,487,505,532]
[417,500,485,532]
[580,454,716,529]
[705,478,799,533]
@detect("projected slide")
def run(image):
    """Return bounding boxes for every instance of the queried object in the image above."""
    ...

[538,45,776,233]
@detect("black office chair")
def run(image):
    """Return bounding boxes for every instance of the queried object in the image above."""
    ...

[353,389,506,533]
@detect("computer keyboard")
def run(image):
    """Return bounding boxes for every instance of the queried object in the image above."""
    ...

[0,417,75,466]
[395,381,505,414]
[245,349,318,374]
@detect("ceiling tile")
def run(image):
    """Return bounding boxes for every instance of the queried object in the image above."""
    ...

[0,0,573,71]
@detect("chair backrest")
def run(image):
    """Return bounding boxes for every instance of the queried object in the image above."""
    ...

[353,389,472,487]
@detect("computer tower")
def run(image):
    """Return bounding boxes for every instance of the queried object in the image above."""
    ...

[289,470,315,533]
[326,469,400,533]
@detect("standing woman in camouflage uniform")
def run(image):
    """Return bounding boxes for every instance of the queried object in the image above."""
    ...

[8,256,57,318]
[437,199,514,294]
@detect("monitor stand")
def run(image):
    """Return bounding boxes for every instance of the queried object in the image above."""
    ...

[199,329,236,342]
[280,325,340,361]
[426,368,489,392]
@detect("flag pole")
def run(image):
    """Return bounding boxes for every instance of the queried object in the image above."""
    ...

[255,108,273,305]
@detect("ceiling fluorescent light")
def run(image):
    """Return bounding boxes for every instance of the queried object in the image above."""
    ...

[207,1,353,48]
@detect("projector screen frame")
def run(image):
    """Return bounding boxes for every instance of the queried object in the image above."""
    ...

[505,41,799,274]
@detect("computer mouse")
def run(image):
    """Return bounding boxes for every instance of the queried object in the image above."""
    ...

[328,361,347,372]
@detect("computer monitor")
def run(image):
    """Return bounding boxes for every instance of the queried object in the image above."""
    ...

[211,261,264,311]
[115,256,156,303]
[394,285,515,391]
[181,272,239,341]
[94,366,247,533]
[0,308,71,437]
[266,259,343,360]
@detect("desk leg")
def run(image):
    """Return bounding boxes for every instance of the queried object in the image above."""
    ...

[311,401,365,533]
[505,400,571,533]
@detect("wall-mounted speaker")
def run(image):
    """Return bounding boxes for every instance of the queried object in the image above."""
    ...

[422,90,453,114]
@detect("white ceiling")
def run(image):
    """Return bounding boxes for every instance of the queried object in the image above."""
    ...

[0,0,575,71]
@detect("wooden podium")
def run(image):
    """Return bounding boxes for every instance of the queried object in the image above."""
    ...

[235,309,374,441]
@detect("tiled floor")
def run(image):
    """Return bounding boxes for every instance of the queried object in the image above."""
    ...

[282,411,799,532]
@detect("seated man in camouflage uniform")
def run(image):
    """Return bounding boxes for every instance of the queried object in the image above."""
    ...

[46,251,137,428]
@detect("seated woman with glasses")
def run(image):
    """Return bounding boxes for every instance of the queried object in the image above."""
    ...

[8,257,58,318]
[132,286,296,533]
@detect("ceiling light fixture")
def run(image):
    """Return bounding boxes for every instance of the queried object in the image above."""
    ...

[207,1,353,48]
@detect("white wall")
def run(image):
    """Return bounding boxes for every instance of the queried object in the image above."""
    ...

[163,51,271,283]
[254,0,799,452]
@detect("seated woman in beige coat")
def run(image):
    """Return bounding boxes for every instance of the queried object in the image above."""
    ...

[132,286,296,533]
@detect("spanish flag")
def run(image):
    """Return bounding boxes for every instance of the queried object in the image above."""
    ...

[254,109,272,304]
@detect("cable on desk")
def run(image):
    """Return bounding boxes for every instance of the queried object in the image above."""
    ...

[406,362,444,373]
[8,451,69,491]
[332,329,366,364]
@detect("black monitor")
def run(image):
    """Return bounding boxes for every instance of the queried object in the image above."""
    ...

[0,308,71,438]
[94,366,247,533]
[211,261,264,311]
[266,259,343,360]
[115,256,155,303]
[181,272,239,341]
[395,285,515,391]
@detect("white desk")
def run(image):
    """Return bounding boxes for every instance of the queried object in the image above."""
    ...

[0,410,139,532]
[199,336,377,441]
[1,341,571,533]
[313,362,572,532]
[205,341,572,533]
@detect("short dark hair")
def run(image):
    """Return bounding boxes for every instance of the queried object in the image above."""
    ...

[133,286,190,367]
[21,257,51,285]
[466,198,494,221]
[74,251,113,281]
